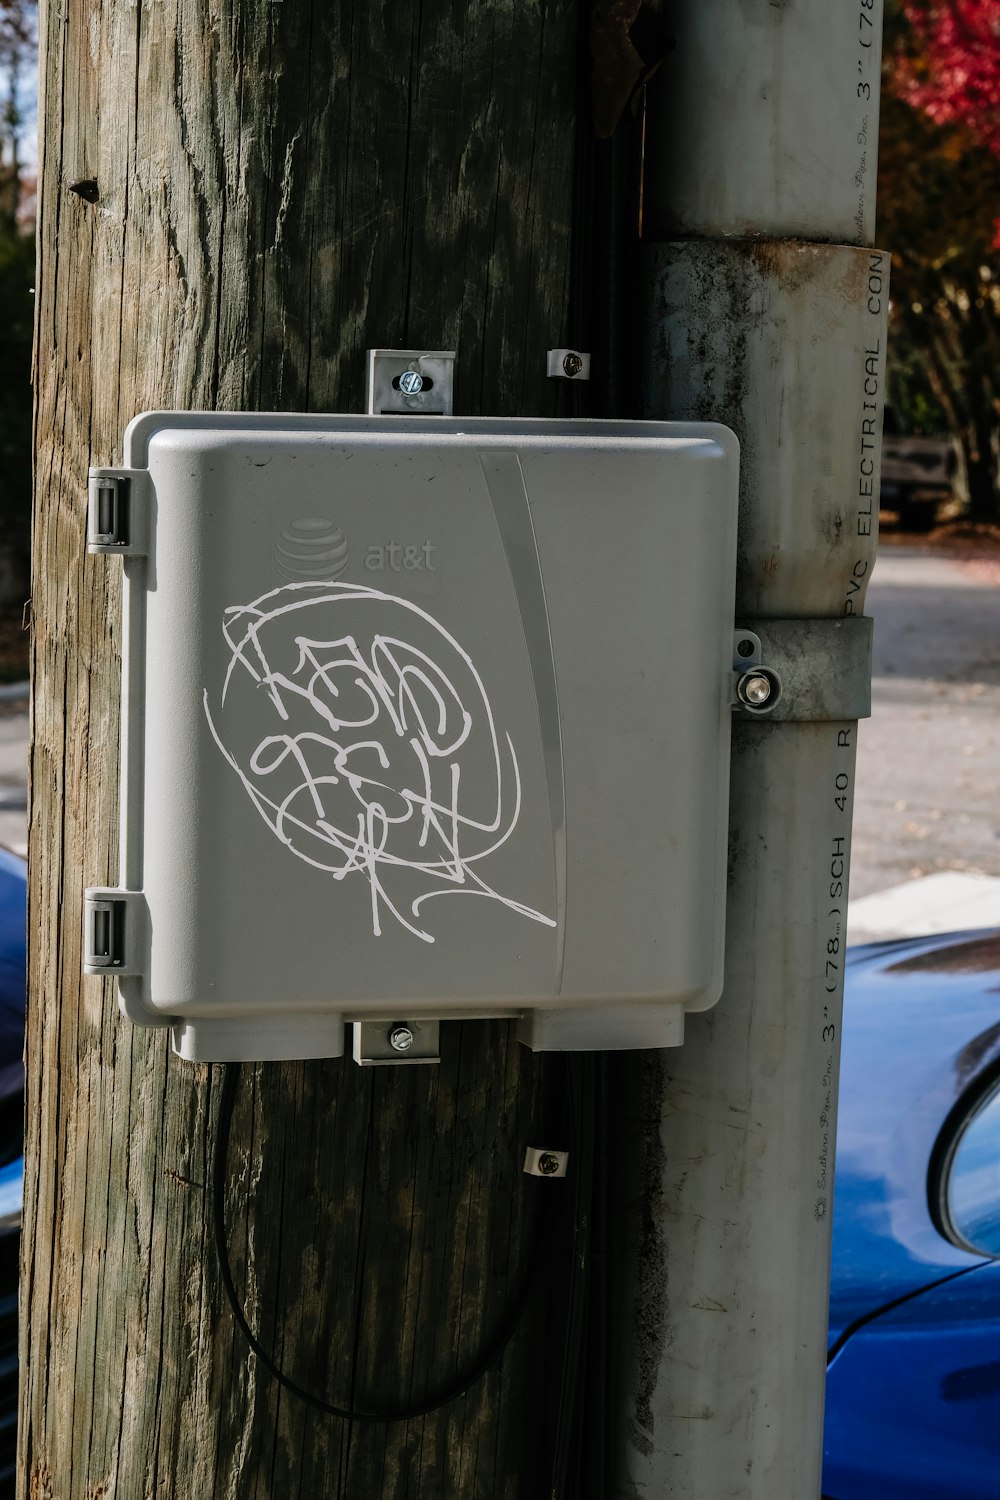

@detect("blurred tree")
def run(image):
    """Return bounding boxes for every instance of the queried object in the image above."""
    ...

[880,0,1000,517]
[0,0,34,600]
[896,0,1000,155]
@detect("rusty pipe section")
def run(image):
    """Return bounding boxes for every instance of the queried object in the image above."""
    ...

[612,239,888,1491]
[644,242,887,616]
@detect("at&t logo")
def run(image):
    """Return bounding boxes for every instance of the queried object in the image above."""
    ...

[364,541,437,573]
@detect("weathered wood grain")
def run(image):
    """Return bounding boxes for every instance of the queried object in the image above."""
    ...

[22,1,578,1494]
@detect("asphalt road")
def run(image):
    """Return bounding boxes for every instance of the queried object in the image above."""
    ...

[850,544,1000,906]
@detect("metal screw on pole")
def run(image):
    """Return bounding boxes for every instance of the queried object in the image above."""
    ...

[737,672,773,708]
[537,1152,562,1175]
[388,1024,415,1053]
[398,370,424,396]
[562,351,583,378]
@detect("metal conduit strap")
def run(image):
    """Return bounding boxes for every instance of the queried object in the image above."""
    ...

[738,616,874,722]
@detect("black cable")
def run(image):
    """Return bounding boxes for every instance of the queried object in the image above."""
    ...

[550,1053,597,1499]
[565,0,596,421]
[584,1053,610,1500]
[212,1061,553,1424]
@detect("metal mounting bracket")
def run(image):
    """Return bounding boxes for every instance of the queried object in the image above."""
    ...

[365,350,456,416]
[523,1147,569,1178]
[546,348,591,381]
[733,616,873,722]
[732,629,783,715]
[351,1019,441,1066]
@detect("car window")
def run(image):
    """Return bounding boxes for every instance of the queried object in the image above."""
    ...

[942,1078,1000,1256]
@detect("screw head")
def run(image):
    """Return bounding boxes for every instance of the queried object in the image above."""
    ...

[388,1024,415,1053]
[537,1152,561,1175]
[398,370,424,396]
[562,352,583,378]
[740,673,772,706]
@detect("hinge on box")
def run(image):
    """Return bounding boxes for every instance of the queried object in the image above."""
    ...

[87,469,149,555]
[83,888,143,976]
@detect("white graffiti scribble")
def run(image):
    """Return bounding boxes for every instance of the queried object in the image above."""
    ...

[203,580,555,943]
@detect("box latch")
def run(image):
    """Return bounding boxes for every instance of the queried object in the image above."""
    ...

[83,888,144,976]
[87,469,149,555]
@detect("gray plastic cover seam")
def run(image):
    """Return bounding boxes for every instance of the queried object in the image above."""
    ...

[480,451,568,987]
[734,616,873,722]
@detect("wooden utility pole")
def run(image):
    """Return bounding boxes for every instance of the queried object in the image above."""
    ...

[21,3,584,1494]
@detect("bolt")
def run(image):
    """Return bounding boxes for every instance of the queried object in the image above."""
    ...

[739,673,772,707]
[562,352,583,378]
[537,1152,562,1175]
[737,637,755,659]
[388,1024,415,1053]
[398,370,424,396]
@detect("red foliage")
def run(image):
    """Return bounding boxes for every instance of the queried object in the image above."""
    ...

[896,0,1000,156]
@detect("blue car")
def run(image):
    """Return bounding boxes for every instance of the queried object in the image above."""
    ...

[825,929,1000,1500]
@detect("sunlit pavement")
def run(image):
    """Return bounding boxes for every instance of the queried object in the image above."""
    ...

[0,688,27,857]
[848,543,1000,941]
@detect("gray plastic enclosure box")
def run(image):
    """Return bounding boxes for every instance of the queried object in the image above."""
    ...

[88,413,739,1062]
